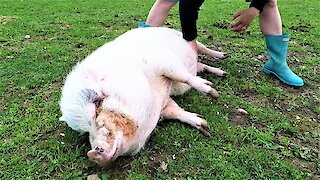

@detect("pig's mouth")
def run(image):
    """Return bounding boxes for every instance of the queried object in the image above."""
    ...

[87,131,122,166]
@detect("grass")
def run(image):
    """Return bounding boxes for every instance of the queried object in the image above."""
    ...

[1,0,319,179]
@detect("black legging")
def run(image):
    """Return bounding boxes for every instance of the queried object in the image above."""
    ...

[179,0,204,41]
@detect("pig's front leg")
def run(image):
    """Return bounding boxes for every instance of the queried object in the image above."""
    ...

[161,98,210,136]
[163,66,219,99]
[197,62,227,77]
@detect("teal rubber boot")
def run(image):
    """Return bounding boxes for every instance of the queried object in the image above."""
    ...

[263,34,304,87]
[138,22,151,28]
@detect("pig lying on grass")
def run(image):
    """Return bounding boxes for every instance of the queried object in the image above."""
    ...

[59,27,227,166]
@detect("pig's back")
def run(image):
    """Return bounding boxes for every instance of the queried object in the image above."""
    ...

[112,27,197,73]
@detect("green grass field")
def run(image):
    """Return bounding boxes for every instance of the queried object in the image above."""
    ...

[1,0,319,179]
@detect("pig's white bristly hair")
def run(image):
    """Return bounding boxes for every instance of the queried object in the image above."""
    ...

[59,64,95,133]
[59,50,111,133]
[60,27,196,156]
[59,39,156,134]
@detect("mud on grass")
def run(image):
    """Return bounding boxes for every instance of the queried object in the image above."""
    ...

[222,50,320,177]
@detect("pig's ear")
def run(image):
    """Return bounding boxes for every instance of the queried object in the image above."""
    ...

[83,66,105,82]
[81,89,99,103]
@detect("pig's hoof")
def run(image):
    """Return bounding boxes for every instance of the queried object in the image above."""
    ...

[201,78,212,86]
[216,70,227,77]
[199,121,210,136]
[220,53,229,59]
[209,89,219,99]
[221,72,228,76]
[214,53,229,60]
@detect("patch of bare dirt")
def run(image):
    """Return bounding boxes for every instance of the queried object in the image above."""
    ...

[49,81,63,90]
[0,43,20,52]
[103,24,114,30]
[228,110,250,127]
[147,149,167,178]
[212,20,230,29]
[289,24,312,32]
[0,83,15,113]
[0,16,17,24]
[82,144,168,179]
[59,24,70,30]
[250,52,268,63]
[83,156,134,180]
[29,124,65,146]
[228,108,266,130]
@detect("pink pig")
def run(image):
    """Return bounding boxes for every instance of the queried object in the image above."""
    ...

[59,27,227,166]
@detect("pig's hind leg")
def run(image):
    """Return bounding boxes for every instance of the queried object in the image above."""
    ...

[162,98,210,136]
[197,42,228,59]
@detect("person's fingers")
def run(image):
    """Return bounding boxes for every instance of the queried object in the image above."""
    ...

[231,20,241,28]
[231,10,250,32]
[232,24,247,32]
[232,25,241,32]
[240,26,247,32]
[232,11,241,20]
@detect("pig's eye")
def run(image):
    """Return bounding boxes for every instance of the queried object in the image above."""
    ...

[100,127,108,134]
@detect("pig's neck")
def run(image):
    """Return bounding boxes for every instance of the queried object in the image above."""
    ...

[100,77,172,155]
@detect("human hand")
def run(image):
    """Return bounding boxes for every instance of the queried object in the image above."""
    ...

[231,7,259,32]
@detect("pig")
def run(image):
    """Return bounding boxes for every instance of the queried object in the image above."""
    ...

[59,27,227,166]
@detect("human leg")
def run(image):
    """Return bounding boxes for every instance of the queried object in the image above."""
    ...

[179,0,205,55]
[259,0,303,86]
[259,0,282,35]
[145,0,178,27]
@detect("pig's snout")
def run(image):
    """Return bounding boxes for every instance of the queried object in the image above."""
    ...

[87,147,105,160]
[87,132,122,166]
[95,146,104,153]
[87,146,113,166]
[87,146,106,157]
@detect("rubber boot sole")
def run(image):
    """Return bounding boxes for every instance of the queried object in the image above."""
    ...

[263,67,304,87]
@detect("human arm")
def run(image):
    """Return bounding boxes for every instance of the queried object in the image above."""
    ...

[231,0,269,32]
[231,7,259,32]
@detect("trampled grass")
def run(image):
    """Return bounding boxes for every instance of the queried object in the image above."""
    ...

[1,0,319,179]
